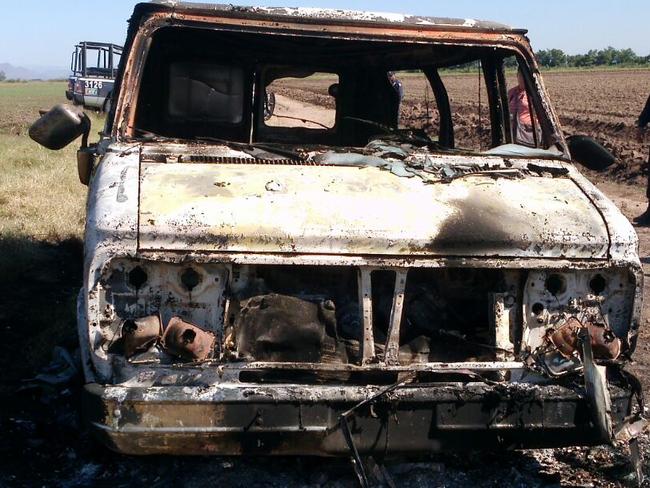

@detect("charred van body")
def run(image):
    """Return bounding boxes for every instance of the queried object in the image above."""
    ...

[32,2,647,459]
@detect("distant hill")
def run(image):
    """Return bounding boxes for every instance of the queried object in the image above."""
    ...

[0,63,68,80]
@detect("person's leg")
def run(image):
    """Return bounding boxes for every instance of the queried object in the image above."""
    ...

[634,147,650,224]
[396,101,401,128]
[647,151,650,200]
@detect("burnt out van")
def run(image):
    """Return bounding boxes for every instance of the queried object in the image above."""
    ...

[31,1,647,469]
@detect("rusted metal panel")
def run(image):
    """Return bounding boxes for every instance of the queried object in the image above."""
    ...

[121,314,162,357]
[549,317,621,361]
[162,317,216,361]
[155,2,520,33]
[82,149,140,381]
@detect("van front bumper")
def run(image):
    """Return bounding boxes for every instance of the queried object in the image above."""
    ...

[82,381,633,456]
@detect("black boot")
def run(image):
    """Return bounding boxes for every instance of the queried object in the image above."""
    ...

[633,206,650,225]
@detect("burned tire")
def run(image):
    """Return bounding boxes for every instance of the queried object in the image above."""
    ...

[567,135,616,171]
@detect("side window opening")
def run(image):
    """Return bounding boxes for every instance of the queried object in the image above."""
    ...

[264,71,339,129]
[435,56,549,152]
[389,70,440,139]
[112,52,121,78]
[439,62,493,152]
[504,58,545,148]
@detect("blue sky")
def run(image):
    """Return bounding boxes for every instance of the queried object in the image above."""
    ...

[3,0,649,67]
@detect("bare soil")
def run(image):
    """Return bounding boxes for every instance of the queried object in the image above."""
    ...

[275,70,650,178]
[267,94,336,129]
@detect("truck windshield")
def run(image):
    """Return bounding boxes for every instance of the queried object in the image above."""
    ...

[132,27,557,153]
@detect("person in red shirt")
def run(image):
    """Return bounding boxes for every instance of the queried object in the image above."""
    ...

[508,69,535,146]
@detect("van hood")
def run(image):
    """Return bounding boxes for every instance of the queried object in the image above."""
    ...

[137,155,610,259]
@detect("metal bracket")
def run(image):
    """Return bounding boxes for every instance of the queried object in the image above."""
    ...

[384,269,408,364]
[579,327,613,442]
[490,293,515,362]
[358,268,375,364]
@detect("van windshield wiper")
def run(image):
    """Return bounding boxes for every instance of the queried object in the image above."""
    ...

[193,136,305,162]
[344,116,446,151]
[130,130,305,162]
[131,128,175,142]
[268,114,330,130]
[431,164,524,183]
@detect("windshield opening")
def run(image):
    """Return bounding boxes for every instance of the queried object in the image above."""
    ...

[132,27,559,155]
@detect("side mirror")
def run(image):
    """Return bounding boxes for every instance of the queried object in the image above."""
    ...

[29,104,91,150]
[566,135,616,171]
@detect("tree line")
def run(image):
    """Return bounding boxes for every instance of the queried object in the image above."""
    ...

[533,47,650,68]
[1,47,647,83]
[443,47,650,72]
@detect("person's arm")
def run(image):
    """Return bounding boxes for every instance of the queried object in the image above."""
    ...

[639,94,650,128]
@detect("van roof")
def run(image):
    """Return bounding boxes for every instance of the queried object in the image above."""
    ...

[140,1,525,34]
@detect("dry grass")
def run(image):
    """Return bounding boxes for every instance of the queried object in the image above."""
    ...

[0,135,85,240]
[0,81,105,242]
[0,81,65,136]
[0,81,104,378]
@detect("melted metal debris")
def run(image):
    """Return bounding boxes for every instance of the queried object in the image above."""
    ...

[312,140,561,184]
[140,138,570,185]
